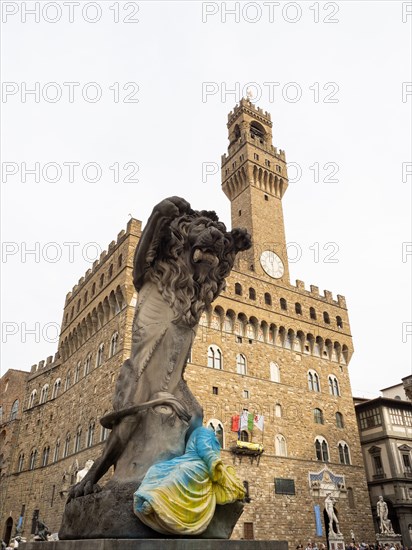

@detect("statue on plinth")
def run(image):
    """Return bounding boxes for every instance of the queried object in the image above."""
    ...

[377,496,394,534]
[324,493,342,536]
[60,197,251,540]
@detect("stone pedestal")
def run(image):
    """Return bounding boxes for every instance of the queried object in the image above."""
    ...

[20,540,288,550]
[376,533,403,546]
[59,481,243,540]
[328,533,345,550]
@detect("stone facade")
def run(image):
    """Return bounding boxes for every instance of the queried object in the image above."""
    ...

[0,100,376,546]
[354,385,412,545]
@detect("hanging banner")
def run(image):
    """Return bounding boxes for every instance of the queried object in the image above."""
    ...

[314,504,323,536]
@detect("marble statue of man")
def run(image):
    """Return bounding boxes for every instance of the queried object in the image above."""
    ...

[324,493,341,535]
[377,496,389,533]
[76,460,94,483]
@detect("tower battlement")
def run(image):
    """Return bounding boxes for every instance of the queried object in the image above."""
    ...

[64,218,141,305]
[228,97,272,127]
[29,352,61,378]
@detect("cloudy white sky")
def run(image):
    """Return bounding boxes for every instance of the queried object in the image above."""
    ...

[1,1,411,397]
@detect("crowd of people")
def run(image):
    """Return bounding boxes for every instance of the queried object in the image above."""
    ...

[297,542,411,550]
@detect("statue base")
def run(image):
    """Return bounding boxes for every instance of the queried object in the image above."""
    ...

[20,540,288,550]
[328,533,345,550]
[376,533,402,546]
[59,482,243,540]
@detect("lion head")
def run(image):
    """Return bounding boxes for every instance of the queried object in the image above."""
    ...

[148,209,251,326]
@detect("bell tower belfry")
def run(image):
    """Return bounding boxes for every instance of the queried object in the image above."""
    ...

[221,98,290,284]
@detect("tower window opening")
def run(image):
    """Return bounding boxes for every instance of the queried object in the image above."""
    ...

[264,292,272,306]
[276,165,281,173]
[254,153,259,161]
[280,298,287,311]
[238,210,242,216]
[295,303,302,315]
[336,316,343,329]
[235,283,242,296]
[250,121,265,140]
[264,194,269,201]
[323,311,330,324]
[249,287,256,300]
[265,160,271,167]
[310,307,317,320]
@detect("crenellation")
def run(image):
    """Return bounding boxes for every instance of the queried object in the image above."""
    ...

[108,240,116,251]
[46,356,53,365]
[78,276,84,286]
[117,229,125,242]
[30,364,37,373]
[295,279,305,291]
[310,285,319,296]
[99,250,107,261]
[324,290,333,303]
[337,295,347,308]
[38,360,45,370]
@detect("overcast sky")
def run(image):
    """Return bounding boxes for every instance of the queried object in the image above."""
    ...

[1,1,411,398]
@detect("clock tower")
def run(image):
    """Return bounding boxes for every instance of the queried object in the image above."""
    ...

[221,98,290,284]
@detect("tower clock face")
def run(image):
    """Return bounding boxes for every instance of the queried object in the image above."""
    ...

[260,250,284,279]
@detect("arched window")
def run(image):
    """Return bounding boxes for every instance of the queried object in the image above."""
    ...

[338,442,351,464]
[29,449,37,470]
[110,332,119,357]
[249,288,256,300]
[96,344,104,368]
[336,412,344,428]
[295,303,302,315]
[84,291,88,304]
[328,375,340,396]
[84,354,92,376]
[275,404,282,418]
[275,434,287,456]
[28,390,37,408]
[264,292,272,306]
[347,487,355,509]
[42,446,50,467]
[207,345,223,370]
[91,282,96,296]
[270,362,280,383]
[118,254,123,268]
[53,439,60,463]
[40,384,49,404]
[75,426,82,453]
[308,370,320,392]
[314,408,324,424]
[224,314,234,333]
[280,298,287,311]
[315,437,329,462]
[75,362,81,383]
[235,283,242,296]
[65,371,71,391]
[77,299,81,312]
[207,419,224,448]
[52,379,61,399]
[240,430,249,442]
[236,354,247,375]
[336,316,343,329]
[108,264,113,279]
[87,421,95,448]
[250,121,265,141]
[64,433,71,458]
[323,311,330,324]
[17,452,24,472]
[100,273,104,288]
[310,307,317,320]
[10,399,19,420]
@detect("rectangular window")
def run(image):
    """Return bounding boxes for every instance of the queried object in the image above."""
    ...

[402,454,412,472]
[359,408,382,429]
[212,386,218,395]
[274,478,296,495]
[373,455,384,475]
[403,410,412,427]
[243,390,249,399]
[389,408,403,425]
[244,522,254,540]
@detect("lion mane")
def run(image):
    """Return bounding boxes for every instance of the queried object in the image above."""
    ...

[146,210,250,327]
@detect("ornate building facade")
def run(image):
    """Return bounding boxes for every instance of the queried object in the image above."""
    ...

[0,99,376,545]
[354,380,412,545]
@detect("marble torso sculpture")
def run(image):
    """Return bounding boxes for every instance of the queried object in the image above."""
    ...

[377,496,394,534]
[324,493,341,535]
[63,197,251,539]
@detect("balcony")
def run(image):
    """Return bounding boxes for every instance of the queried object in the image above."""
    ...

[372,473,387,480]
[231,440,264,464]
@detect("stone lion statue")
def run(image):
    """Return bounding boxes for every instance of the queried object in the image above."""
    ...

[68,197,251,500]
